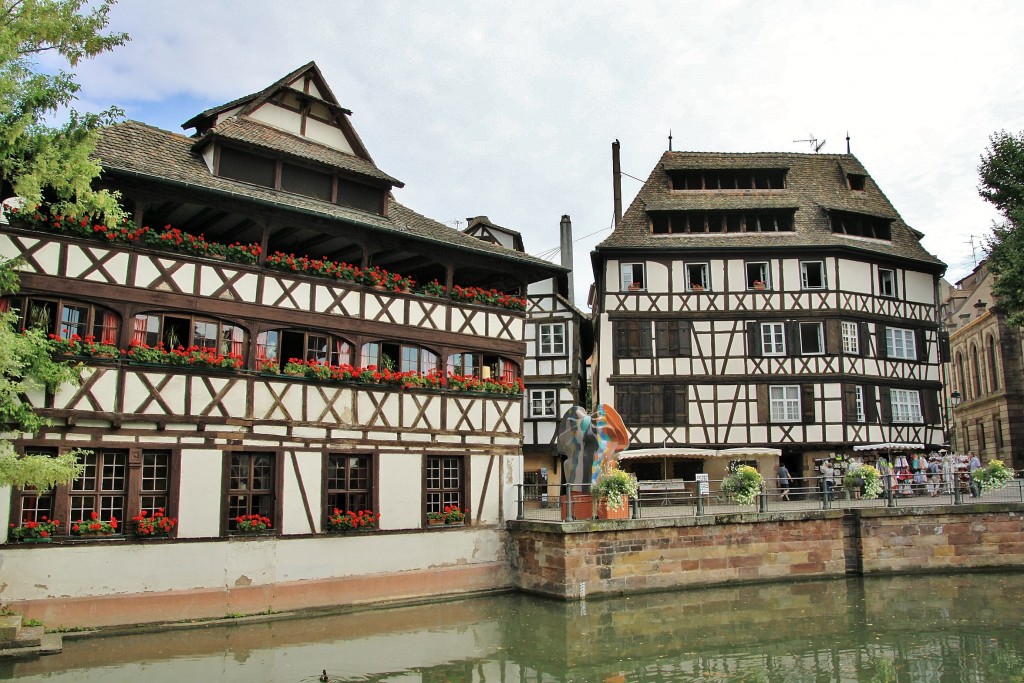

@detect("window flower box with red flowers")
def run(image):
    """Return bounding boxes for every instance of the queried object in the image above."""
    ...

[8,517,60,543]
[426,511,446,526]
[234,514,273,535]
[131,509,177,538]
[443,505,466,525]
[70,512,119,537]
[126,342,243,370]
[326,509,380,533]
[47,333,120,359]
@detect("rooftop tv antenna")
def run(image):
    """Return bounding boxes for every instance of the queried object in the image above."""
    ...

[794,134,826,153]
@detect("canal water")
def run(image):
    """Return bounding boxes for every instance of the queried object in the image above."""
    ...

[5,571,1024,682]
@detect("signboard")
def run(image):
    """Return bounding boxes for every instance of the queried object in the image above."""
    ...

[696,473,710,495]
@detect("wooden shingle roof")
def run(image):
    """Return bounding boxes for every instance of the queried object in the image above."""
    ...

[599,151,944,269]
[93,121,565,272]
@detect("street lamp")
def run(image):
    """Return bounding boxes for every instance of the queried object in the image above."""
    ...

[949,390,962,452]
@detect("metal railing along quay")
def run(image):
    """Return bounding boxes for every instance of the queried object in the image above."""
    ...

[514,476,1024,523]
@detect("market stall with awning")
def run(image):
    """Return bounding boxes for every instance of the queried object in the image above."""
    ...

[852,443,925,452]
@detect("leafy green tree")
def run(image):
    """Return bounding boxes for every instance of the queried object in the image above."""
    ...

[1,0,128,221]
[0,258,84,489]
[980,131,1024,327]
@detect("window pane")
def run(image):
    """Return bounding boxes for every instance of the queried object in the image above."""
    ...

[59,304,90,339]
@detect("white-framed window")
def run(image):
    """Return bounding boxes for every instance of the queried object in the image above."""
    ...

[842,321,860,355]
[529,389,557,418]
[685,263,709,291]
[890,388,922,423]
[621,263,646,291]
[746,262,769,290]
[800,322,824,355]
[800,261,826,289]
[761,322,786,356]
[878,268,896,297]
[855,386,866,422]
[886,327,917,360]
[538,322,566,356]
[770,385,801,422]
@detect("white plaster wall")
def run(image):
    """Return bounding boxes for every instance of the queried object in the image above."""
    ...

[0,486,11,543]
[212,106,243,127]
[0,528,506,602]
[502,454,520,522]
[306,115,355,153]
[904,270,935,305]
[378,452,423,530]
[250,102,302,136]
[840,259,872,294]
[647,261,669,292]
[528,278,555,296]
[177,448,225,538]
[201,145,214,173]
[281,449,322,534]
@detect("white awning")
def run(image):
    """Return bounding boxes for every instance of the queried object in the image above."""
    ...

[852,443,925,452]
[618,446,781,460]
[717,447,783,458]
[619,447,718,460]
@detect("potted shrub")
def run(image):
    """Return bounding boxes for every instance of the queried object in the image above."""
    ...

[9,517,60,543]
[843,464,882,500]
[593,467,638,519]
[972,459,1014,492]
[721,465,764,505]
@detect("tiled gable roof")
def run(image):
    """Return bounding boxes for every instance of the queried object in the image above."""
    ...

[599,151,943,268]
[194,116,403,187]
[93,121,564,272]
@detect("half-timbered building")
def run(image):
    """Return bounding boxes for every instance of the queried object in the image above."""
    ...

[464,215,591,506]
[592,147,947,484]
[0,62,565,626]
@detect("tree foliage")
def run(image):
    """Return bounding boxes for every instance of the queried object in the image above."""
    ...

[981,131,1024,328]
[0,257,83,489]
[0,0,128,221]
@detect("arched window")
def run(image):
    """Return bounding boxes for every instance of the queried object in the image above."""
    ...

[1,295,119,344]
[361,341,439,373]
[257,329,352,371]
[956,351,966,400]
[970,344,982,397]
[133,312,246,359]
[987,335,1000,391]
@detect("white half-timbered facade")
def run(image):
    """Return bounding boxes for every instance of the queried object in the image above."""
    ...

[592,149,946,483]
[0,63,565,626]
[464,216,591,505]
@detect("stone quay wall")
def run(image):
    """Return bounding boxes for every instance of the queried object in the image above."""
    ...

[507,504,1024,600]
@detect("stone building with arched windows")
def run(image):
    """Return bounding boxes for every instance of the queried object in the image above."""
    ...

[941,261,1024,470]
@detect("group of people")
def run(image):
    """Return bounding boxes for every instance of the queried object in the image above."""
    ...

[775,451,986,500]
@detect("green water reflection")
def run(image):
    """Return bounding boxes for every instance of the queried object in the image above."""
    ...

[5,572,1024,682]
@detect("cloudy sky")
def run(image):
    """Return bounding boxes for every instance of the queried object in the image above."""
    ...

[67,0,1024,306]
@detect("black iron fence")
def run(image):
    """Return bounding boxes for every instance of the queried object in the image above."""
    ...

[514,476,1024,522]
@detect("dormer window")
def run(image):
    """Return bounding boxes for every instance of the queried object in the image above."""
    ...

[829,210,891,241]
[847,174,867,191]
[668,168,787,190]
[215,144,386,215]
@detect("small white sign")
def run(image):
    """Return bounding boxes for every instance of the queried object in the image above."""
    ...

[696,473,710,495]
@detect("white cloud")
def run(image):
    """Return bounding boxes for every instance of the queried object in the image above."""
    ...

[66,0,1024,303]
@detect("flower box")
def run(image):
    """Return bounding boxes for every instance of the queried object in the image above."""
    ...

[596,495,630,520]
[560,492,593,520]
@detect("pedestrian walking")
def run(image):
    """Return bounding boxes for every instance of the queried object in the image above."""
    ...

[819,460,834,501]
[969,452,982,498]
[777,464,791,501]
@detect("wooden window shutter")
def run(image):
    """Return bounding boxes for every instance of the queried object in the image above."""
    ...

[672,384,688,423]
[939,329,951,363]
[801,384,815,424]
[878,386,892,424]
[747,322,762,357]
[654,320,671,357]
[864,385,879,423]
[842,384,857,421]
[756,384,769,423]
[613,322,628,358]
[825,319,842,355]
[679,321,692,356]
[633,320,652,358]
[859,322,870,357]
[915,328,928,362]
[876,324,888,359]
[786,321,800,357]
[922,388,940,424]
[647,384,662,422]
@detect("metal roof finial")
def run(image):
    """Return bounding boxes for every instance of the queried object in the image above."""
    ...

[668,129,673,152]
